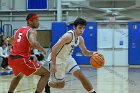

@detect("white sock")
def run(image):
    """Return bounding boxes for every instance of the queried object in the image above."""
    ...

[89,89,95,93]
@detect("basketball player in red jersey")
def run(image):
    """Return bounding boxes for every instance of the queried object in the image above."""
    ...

[8,13,50,93]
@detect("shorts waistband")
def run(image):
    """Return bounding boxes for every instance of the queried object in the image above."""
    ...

[9,55,23,59]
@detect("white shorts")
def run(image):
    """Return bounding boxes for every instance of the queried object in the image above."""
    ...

[49,57,80,82]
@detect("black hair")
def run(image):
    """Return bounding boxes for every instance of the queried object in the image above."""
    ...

[73,18,87,27]
[26,13,37,21]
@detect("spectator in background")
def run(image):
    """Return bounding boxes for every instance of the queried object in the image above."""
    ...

[0,34,4,46]
[0,43,10,70]
[0,38,12,71]
[30,48,45,66]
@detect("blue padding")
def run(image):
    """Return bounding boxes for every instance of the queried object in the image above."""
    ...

[128,22,140,65]
[51,22,67,46]
[27,0,48,10]
[0,28,3,34]
[68,22,97,65]
[68,24,74,31]
[0,70,13,76]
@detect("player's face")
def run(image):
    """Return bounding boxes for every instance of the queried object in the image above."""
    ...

[74,25,85,36]
[31,18,39,28]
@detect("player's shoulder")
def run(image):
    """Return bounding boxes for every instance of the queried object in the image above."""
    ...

[28,28,37,34]
[59,31,73,44]
[79,36,83,40]
[16,26,31,32]
[66,30,74,37]
[63,31,73,39]
[67,30,73,33]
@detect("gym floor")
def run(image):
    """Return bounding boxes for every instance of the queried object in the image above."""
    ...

[0,66,140,93]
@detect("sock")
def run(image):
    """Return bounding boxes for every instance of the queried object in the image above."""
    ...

[35,91,39,93]
[8,92,13,93]
[45,83,50,93]
[92,91,96,93]
[89,89,96,93]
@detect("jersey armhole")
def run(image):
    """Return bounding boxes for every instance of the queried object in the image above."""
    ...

[26,28,32,43]
[65,32,73,45]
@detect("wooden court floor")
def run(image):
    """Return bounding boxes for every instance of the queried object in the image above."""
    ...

[0,66,140,93]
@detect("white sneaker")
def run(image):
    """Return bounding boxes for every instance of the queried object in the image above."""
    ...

[6,66,12,70]
[39,61,45,66]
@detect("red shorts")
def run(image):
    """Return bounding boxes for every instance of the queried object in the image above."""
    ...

[8,57,41,76]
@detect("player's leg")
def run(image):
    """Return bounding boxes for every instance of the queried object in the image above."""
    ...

[8,73,24,93]
[48,75,65,88]
[33,66,50,93]
[73,69,96,93]
[45,63,51,93]
[8,57,25,93]
[45,82,50,93]
[67,57,96,93]
[48,63,66,89]
[16,58,50,93]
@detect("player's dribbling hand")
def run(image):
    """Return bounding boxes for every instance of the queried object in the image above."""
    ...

[50,64,57,74]
[92,52,104,60]
[92,51,99,56]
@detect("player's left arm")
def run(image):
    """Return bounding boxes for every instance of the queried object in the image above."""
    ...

[79,36,93,56]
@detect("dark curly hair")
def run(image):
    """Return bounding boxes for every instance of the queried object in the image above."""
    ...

[73,18,87,27]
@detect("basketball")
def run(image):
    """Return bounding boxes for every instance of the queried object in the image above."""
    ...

[90,53,105,68]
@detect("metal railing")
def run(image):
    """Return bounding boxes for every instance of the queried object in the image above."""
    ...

[3,24,12,37]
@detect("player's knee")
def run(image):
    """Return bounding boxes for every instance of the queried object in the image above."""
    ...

[40,69,50,78]
[73,69,83,77]
[15,74,24,80]
[48,81,65,88]
[46,71,50,77]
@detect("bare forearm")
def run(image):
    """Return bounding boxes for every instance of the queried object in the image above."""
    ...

[31,41,45,53]
[83,50,94,56]
[51,48,57,65]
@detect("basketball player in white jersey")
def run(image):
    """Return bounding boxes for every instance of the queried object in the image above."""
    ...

[45,18,97,93]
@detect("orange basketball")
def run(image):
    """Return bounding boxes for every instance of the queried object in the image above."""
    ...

[90,53,105,68]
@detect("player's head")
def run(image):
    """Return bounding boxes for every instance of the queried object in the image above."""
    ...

[26,13,39,28]
[73,18,87,36]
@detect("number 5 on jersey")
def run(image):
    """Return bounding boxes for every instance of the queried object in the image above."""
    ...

[17,32,22,42]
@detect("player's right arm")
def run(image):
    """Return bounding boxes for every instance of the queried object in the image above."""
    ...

[28,29,46,54]
[50,33,72,74]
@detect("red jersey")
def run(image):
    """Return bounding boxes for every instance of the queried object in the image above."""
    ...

[11,26,32,58]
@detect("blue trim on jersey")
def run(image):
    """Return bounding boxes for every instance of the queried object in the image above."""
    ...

[65,31,73,45]
[68,65,78,72]
[54,74,65,80]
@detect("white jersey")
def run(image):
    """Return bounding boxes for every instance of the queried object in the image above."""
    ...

[57,30,80,59]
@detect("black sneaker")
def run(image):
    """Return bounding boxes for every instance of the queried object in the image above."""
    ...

[45,83,50,93]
